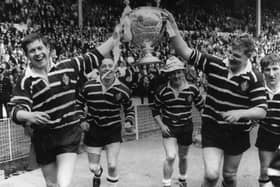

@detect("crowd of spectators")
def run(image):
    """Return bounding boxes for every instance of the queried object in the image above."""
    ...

[1,0,280,107]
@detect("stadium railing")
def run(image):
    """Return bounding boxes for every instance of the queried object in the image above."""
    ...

[0,118,30,164]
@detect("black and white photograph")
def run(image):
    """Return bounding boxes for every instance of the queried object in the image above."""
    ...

[0,0,280,186]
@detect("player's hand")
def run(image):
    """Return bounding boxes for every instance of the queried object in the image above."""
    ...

[160,124,171,136]
[221,110,243,123]
[124,121,133,133]
[165,10,179,37]
[80,121,90,131]
[25,112,51,126]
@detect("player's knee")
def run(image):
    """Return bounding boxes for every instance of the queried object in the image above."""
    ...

[89,163,101,175]
[268,153,280,186]
[46,181,58,187]
[178,154,187,162]
[57,181,70,187]
[223,171,237,184]
[107,161,117,173]
[260,167,269,179]
[108,165,117,175]
[178,152,187,160]
[57,175,72,187]
[166,154,176,164]
[204,170,220,183]
[178,147,188,159]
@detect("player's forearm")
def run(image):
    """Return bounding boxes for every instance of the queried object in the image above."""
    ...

[15,110,31,123]
[170,34,193,62]
[96,37,114,58]
[240,107,266,120]
[154,115,165,128]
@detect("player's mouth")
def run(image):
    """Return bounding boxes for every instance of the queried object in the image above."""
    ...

[34,54,45,62]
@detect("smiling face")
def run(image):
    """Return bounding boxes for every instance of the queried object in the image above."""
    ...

[229,35,255,74]
[99,58,115,80]
[228,47,249,74]
[168,69,186,86]
[26,39,50,70]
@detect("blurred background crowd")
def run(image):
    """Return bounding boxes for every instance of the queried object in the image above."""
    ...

[1,0,280,108]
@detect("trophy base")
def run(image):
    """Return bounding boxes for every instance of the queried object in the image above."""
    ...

[136,53,161,65]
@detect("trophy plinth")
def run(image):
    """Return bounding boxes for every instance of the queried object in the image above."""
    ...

[139,53,161,64]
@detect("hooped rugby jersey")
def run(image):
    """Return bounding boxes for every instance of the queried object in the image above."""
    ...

[189,50,267,129]
[77,77,135,127]
[10,49,103,129]
[259,87,280,134]
[152,82,204,127]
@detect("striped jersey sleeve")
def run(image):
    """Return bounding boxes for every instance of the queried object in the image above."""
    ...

[247,71,267,110]
[188,49,267,127]
[191,85,204,111]
[76,85,87,121]
[188,49,223,75]
[151,85,165,117]
[56,49,103,79]
[120,85,135,124]
[10,76,33,124]
[260,92,280,134]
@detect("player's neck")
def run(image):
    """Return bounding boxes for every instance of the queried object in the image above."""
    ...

[267,82,280,93]
[32,66,48,78]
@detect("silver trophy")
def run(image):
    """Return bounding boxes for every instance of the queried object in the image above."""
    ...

[123,6,168,65]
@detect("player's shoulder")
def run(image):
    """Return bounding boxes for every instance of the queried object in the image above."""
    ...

[118,81,131,93]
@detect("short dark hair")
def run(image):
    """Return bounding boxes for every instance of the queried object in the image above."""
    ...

[21,33,49,54]
[260,53,280,71]
[232,34,256,58]
[99,58,114,69]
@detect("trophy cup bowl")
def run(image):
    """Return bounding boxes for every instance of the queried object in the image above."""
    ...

[124,6,167,65]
